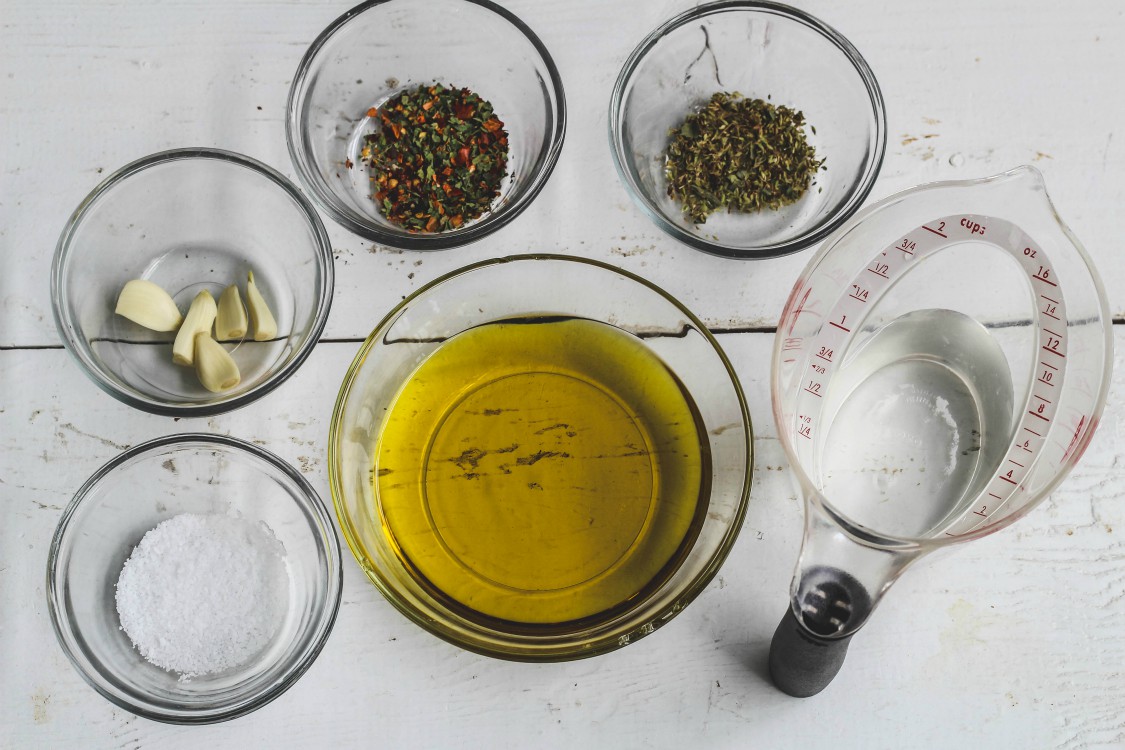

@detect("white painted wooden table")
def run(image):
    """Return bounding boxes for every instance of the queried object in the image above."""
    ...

[2,1,1123,747]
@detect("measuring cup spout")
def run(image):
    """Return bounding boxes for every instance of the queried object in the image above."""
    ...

[769,497,920,697]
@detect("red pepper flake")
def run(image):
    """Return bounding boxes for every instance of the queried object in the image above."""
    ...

[359,83,508,232]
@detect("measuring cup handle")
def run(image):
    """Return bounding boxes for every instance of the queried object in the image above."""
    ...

[768,606,854,697]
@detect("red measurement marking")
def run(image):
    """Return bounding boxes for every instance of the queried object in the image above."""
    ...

[1037,377,1055,387]
[973,509,988,517]
[798,431,812,439]
[1021,442,1034,453]
[1042,346,1065,358]
[1023,427,1042,437]
[786,287,813,335]
[816,351,832,362]
[1032,272,1058,287]
[988,493,1002,500]
[1040,361,1058,371]
[849,293,868,302]
[803,387,822,398]
[1009,459,1025,468]
[783,358,795,364]
[1028,409,1051,422]
[1043,328,1063,338]
[1062,415,1088,462]
[866,267,889,279]
[1040,294,1060,304]
[829,321,851,332]
[1043,310,1060,321]
[1034,394,1052,404]
[922,225,948,238]
[944,532,956,537]
[998,475,1018,486]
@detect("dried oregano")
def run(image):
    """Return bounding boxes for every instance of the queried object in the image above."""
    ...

[664,92,824,224]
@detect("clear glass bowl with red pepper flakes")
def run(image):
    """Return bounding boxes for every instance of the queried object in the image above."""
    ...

[287,0,566,250]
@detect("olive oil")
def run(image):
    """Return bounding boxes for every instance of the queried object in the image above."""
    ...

[373,317,710,629]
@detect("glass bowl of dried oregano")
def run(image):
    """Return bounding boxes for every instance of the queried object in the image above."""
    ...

[610,1,887,259]
[287,0,566,250]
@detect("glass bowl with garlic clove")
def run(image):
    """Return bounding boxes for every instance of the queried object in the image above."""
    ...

[51,148,334,416]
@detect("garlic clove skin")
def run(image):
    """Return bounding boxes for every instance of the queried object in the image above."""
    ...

[114,279,183,332]
[172,290,218,366]
[193,332,241,392]
[215,284,248,341]
[246,270,278,342]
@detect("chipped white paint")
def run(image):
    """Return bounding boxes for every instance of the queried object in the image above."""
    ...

[1,0,1123,748]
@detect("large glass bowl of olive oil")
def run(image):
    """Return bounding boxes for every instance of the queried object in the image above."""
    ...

[329,255,751,660]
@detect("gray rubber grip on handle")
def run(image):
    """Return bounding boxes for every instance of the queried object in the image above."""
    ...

[768,566,870,697]
[768,606,854,697]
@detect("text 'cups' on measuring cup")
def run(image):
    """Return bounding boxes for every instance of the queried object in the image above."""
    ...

[767,166,1113,697]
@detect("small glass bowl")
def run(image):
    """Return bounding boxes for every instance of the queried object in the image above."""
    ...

[286,0,566,250]
[47,434,343,724]
[51,148,334,416]
[609,1,887,259]
[330,255,752,660]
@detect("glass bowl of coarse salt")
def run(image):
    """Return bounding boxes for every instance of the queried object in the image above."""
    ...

[46,434,342,724]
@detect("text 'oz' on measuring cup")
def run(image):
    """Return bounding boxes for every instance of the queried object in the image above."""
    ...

[767,166,1113,697]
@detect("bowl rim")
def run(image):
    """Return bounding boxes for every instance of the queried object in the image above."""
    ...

[285,0,567,250]
[608,0,888,260]
[328,254,753,661]
[50,147,336,418]
[45,432,344,725]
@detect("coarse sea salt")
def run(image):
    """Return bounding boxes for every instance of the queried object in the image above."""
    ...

[115,513,290,678]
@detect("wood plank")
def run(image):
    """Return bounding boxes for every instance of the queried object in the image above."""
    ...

[2,0,1125,347]
[1,328,1122,747]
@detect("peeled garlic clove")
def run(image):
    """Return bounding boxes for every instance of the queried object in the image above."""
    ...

[194,332,241,392]
[114,279,183,332]
[246,270,278,342]
[215,284,248,341]
[172,290,217,366]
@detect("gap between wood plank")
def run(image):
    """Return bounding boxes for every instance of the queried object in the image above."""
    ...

[3,318,1124,351]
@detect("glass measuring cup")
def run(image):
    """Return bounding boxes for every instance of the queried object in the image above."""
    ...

[768,167,1113,696]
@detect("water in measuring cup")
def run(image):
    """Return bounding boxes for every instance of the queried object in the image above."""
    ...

[815,309,1019,539]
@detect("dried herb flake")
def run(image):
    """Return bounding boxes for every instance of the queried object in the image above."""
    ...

[664,92,824,224]
[360,83,509,233]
